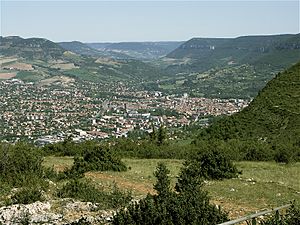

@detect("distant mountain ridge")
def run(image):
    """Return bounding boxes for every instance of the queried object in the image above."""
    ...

[0,36,65,60]
[1,34,299,99]
[58,41,104,56]
[0,36,167,83]
[86,41,184,59]
[149,34,300,98]
[58,41,132,59]
[166,34,300,70]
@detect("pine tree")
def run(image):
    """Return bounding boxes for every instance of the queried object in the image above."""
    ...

[153,163,171,199]
[157,125,166,146]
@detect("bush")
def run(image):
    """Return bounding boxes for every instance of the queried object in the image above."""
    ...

[274,144,297,164]
[0,143,61,206]
[182,148,240,180]
[112,138,196,159]
[66,146,127,177]
[261,203,300,225]
[241,140,274,161]
[112,163,228,225]
[11,186,44,205]
[0,142,44,186]
[42,137,82,156]
[57,179,131,209]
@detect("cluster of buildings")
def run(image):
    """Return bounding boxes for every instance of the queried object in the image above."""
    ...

[0,79,249,144]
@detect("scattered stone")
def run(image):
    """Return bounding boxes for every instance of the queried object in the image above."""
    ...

[0,201,63,225]
[0,199,116,225]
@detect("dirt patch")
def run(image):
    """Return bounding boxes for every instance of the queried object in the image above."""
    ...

[86,172,155,195]
[52,165,70,172]
[2,63,33,71]
[0,72,17,79]
[50,63,78,70]
[38,76,75,86]
[95,57,121,66]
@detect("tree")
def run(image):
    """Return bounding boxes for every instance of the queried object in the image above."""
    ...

[157,125,166,146]
[180,148,240,180]
[149,124,157,142]
[66,145,127,178]
[153,163,171,199]
[112,163,229,225]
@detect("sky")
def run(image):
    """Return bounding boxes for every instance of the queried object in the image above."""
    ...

[0,0,299,42]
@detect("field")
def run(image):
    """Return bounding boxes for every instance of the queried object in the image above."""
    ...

[50,63,78,70]
[0,72,17,79]
[43,157,300,219]
[2,62,33,71]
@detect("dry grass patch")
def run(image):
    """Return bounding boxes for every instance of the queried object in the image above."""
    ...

[95,57,122,66]
[0,57,18,65]
[2,62,33,71]
[50,63,78,70]
[0,72,17,79]
[43,157,300,219]
[38,76,75,86]
[43,156,74,172]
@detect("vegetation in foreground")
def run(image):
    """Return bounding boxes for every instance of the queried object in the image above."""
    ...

[261,203,300,225]
[112,163,229,225]
[44,156,300,213]
[0,139,300,224]
[0,142,132,209]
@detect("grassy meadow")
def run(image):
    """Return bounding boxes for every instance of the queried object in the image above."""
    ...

[43,157,300,218]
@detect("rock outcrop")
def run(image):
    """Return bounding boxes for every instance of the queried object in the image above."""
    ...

[0,199,115,224]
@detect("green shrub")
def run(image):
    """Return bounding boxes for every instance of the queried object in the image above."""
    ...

[112,163,228,225]
[42,139,98,157]
[274,144,297,164]
[11,186,44,205]
[261,203,300,225]
[182,148,240,180]
[0,142,61,206]
[112,138,196,159]
[241,140,274,161]
[66,146,127,177]
[57,179,131,209]
[42,137,77,156]
[0,142,44,186]
[57,179,102,203]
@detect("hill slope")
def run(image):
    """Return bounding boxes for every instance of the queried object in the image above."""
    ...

[58,41,104,56]
[0,36,65,60]
[152,34,300,98]
[0,36,166,83]
[58,41,132,59]
[204,62,300,145]
[167,34,300,69]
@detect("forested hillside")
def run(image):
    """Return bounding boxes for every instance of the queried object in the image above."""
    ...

[202,62,300,146]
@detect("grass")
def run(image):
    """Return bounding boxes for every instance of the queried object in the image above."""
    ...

[205,161,300,218]
[43,157,300,218]
[15,71,44,82]
[86,159,183,197]
[42,156,74,171]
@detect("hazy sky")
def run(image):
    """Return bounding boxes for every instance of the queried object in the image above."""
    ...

[1,0,299,42]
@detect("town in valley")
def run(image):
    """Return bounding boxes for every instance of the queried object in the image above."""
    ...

[0,78,249,143]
